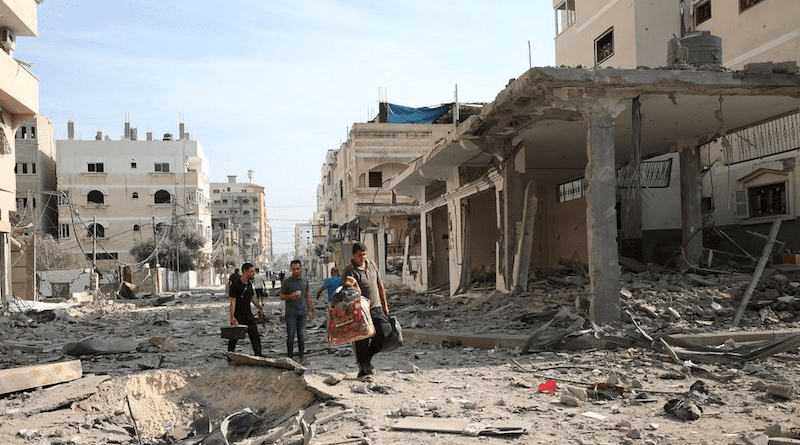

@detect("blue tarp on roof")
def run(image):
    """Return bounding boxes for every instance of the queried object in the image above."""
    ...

[385,103,452,124]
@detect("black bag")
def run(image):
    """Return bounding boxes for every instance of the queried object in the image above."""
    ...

[382,316,403,351]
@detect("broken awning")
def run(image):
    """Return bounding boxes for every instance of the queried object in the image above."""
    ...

[385,103,452,124]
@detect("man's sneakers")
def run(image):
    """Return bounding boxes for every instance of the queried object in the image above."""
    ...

[357,364,376,380]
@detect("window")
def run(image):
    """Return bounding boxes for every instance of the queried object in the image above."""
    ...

[740,0,765,12]
[88,163,104,173]
[132,192,139,199]
[31,163,35,174]
[154,190,171,204]
[213,189,220,194]
[369,171,383,187]
[133,224,140,231]
[131,162,137,168]
[87,190,104,204]
[339,180,344,200]
[87,252,117,260]
[243,210,250,215]
[30,127,35,139]
[595,27,614,65]
[154,163,170,172]
[15,163,27,174]
[16,198,27,209]
[87,223,105,238]
[59,224,70,238]
[555,0,576,35]
[20,127,25,139]
[58,191,70,206]
[558,177,587,203]
[694,1,711,25]
[735,182,789,218]
[242,198,250,204]
[222,199,228,204]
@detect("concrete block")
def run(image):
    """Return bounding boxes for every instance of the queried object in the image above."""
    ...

[0,360,82,395]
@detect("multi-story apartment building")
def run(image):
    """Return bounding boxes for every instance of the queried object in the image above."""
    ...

[314,103,464,282]
[56,121,212,287]
[0,0,40,304]
[14,115,57,236]
[553,0,800,265]
[210,175,273,270]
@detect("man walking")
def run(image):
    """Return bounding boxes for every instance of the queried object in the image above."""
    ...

[228,263,265,357]
[253,268,267,305]
[279,260,313,364]
[342,242,391,380]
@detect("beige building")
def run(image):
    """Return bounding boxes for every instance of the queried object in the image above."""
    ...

[56,122,212,289]
[14,115,56,236]
[553,0,800,265]
[0,0,39,304]
[314,104,466,283]
[210,175,273,269]
[388,2,800,324]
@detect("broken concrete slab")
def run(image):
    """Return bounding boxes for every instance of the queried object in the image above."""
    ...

[13,374,110,415]
[0,360,82,395]
[226,351,305,372]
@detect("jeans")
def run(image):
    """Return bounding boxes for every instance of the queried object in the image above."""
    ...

[285,312,306,359]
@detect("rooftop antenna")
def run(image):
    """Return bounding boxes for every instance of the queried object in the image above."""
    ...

[247,169,254,184]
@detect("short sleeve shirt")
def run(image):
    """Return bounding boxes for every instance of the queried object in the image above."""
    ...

[342,260,382,309]
[321,276,343,304]
[280,274,309,315]
[229,277,255,319]
[253,273,267,290]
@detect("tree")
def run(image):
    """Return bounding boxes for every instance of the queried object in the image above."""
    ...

[213,244,242,273]
[36,234,82,270]
[130,227,207,272]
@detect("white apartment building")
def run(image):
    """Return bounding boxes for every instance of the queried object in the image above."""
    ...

[56,122,212,281]
[210,175,273,270]
[0,0,39,304]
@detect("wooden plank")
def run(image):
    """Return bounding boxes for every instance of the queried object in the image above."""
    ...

[392,417,470,433]
[512,179,538,292]
[0,360,82,395]
[226,351,302,371]
[732,219,782,327]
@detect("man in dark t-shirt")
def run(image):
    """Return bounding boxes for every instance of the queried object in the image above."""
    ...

[279,259,312,364]
[228,263,265,357]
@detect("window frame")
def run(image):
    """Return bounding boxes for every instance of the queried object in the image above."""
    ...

[740,0,765,13]
[595,27,614,65]
[555,0,576,36]
[694,0,711,25]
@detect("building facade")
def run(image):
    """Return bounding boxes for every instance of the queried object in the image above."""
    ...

[56,121,212,288]
[210,175,273,270]
[0,0,40,304]
[552,0,800,266]
[14,115,57,236]
[314,111,458,284]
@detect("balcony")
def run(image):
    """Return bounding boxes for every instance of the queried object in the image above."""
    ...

[0,51,37,126]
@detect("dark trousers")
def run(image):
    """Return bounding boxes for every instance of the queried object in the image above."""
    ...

[354,307,391,372]
[228,313,262,356]
[255,288,265,304]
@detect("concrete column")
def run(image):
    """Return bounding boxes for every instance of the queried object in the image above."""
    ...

[501,162,525,294]
[679,141,703,269]
[584,101,623,324]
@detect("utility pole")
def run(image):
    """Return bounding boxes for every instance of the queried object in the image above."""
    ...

[151,216,159,293]
[172,194,178,292]
[91,215,98,294]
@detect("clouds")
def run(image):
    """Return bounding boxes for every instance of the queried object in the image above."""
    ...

[24,1,555,254]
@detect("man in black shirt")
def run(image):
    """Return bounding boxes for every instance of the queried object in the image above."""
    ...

[228,262,265,356]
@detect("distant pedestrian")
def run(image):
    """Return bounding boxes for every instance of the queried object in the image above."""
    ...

[228,263,265,357]
[279,260,312,364]
[226,268,240,294]
[253,268,267,305]
[271,271,277,289]
[278,270,285,284]
[316,267,342,305]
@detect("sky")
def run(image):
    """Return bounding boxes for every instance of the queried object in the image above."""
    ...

[21,1,556,255]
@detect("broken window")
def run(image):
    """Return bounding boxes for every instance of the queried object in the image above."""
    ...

[87,163,104,173]
[87,223,105,238]
[87,252,117,260]
[558,177,587,203]
[58,191,70,206]
[154,163,170,173]
[154,190,171,204]
[59,224,70,238]
[555,0,576,35]
[87,190,104,204]
[369,171,383,188]
[747,182,788,218]
[740,0,764,12]
[595,27,614,65]
[694,1,711,25]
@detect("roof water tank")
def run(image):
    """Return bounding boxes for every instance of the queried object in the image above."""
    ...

[668,31,722,67]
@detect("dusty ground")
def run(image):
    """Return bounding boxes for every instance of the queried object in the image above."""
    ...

[0,266,799,444]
